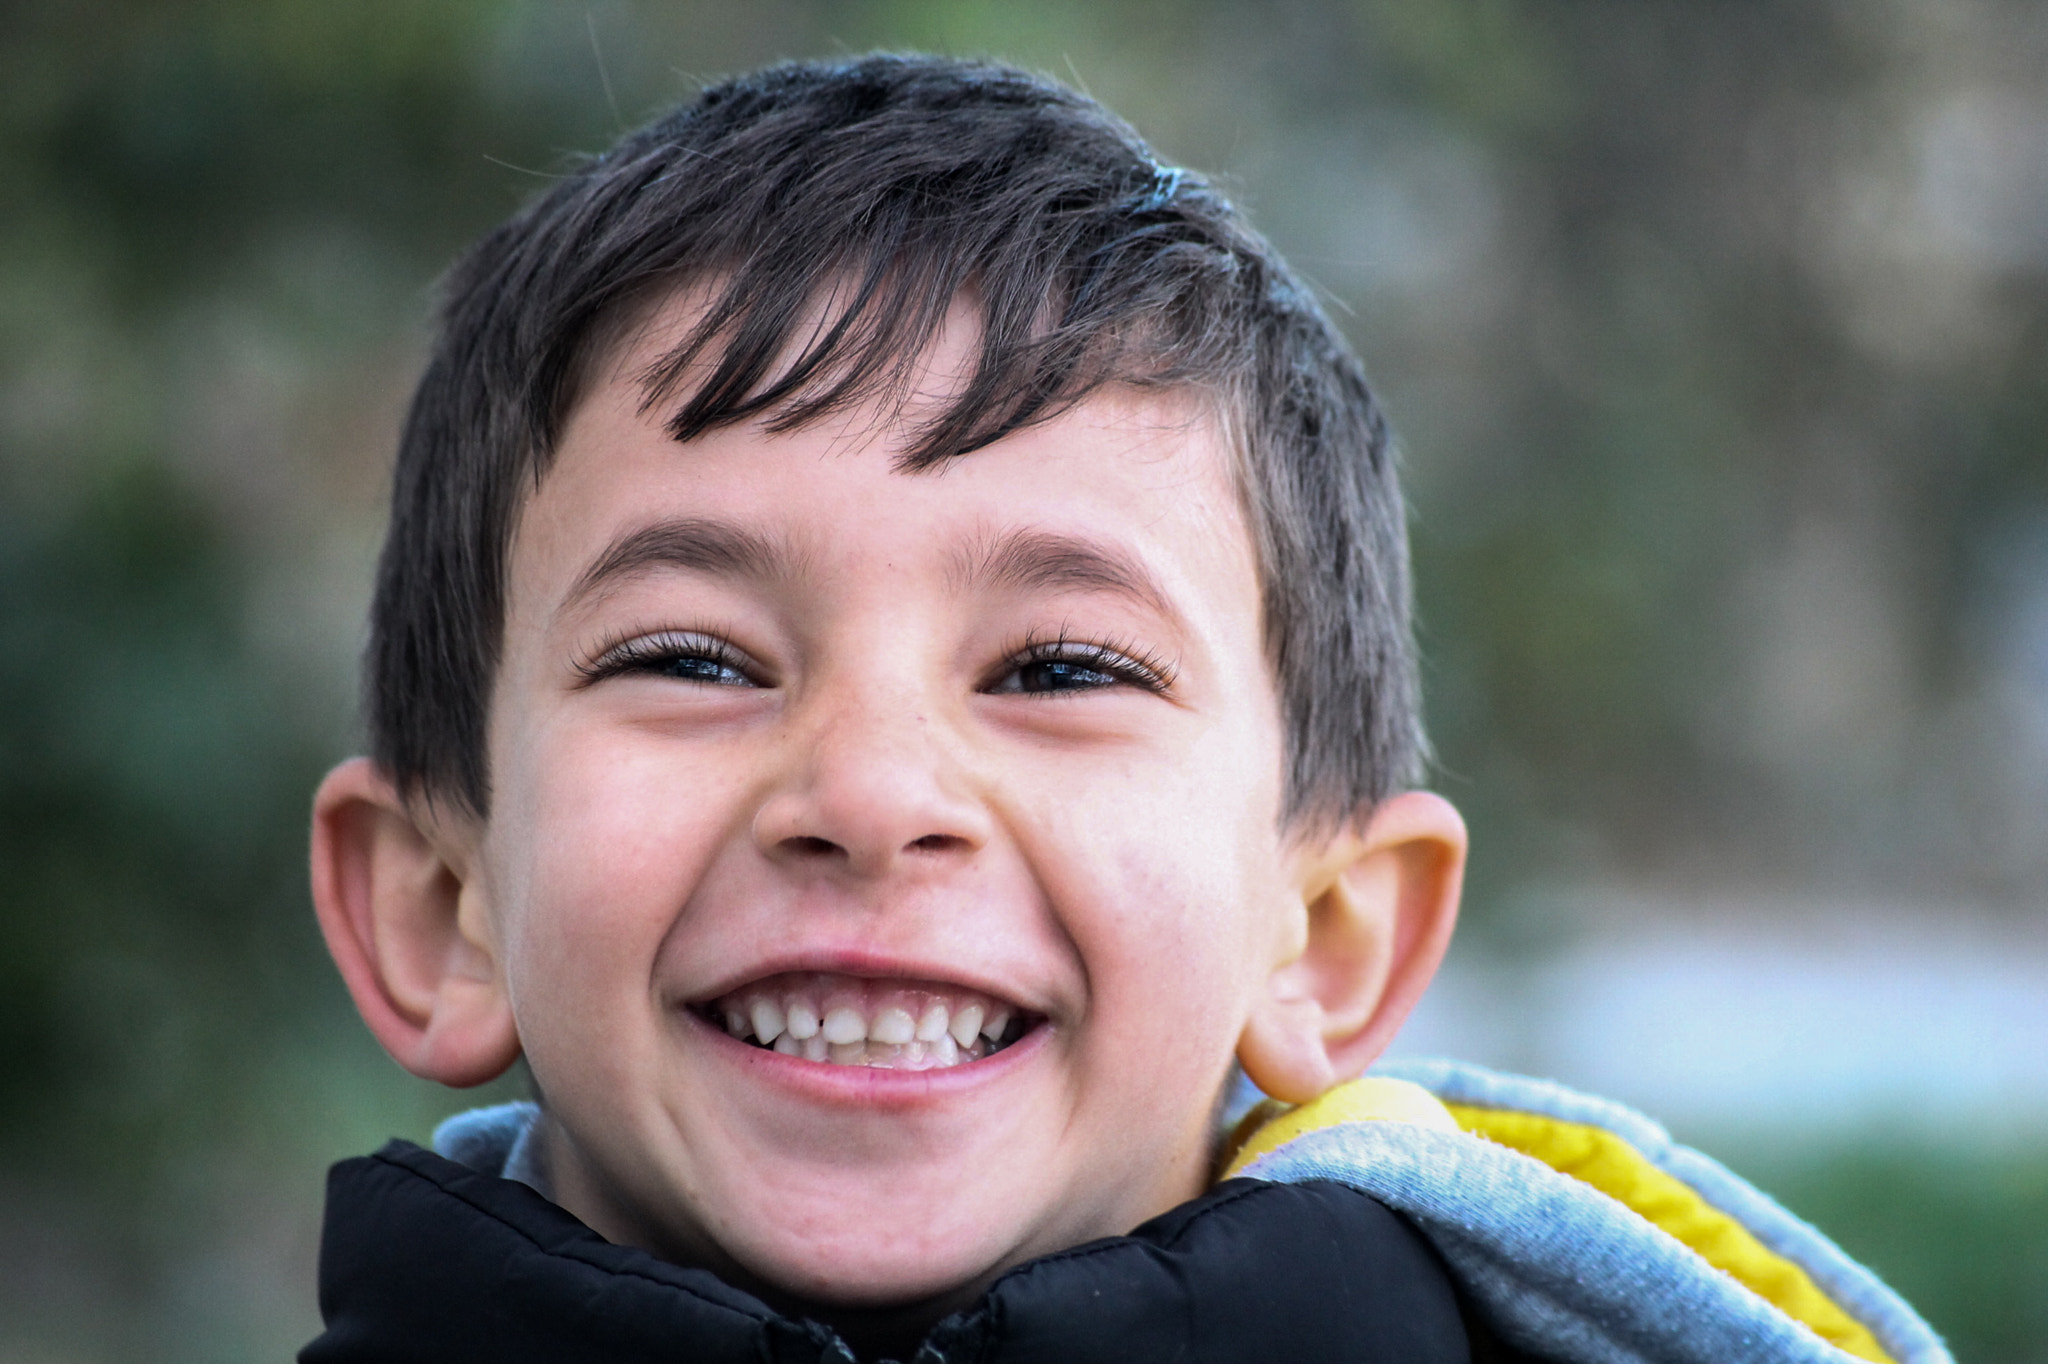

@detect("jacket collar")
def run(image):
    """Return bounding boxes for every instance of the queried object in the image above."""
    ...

[303,1138,1469,1363]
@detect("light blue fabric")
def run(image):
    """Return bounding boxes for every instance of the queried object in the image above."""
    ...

[1235,1059,1951,1364]
[432,1100,549,1194]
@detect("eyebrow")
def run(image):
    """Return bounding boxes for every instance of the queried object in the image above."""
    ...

[957,527,1178,622]
[561,518,787,614]
[560,518,1180,625]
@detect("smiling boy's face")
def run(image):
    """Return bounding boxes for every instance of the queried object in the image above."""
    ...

[311,291,1465,1326]
[484,301,1297,1308]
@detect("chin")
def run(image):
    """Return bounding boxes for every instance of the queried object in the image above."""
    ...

[727,1219,1019,1320]
[773,1255,993,1311]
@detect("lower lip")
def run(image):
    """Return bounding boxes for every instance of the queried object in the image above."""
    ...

[683,1009,1050,1108]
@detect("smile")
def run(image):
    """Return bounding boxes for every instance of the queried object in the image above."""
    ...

[697,971,1034,1070]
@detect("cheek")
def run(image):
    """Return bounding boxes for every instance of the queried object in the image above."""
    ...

[487,718,736,1036]
[1054,829,1274,1180]
[1066,693,1280,909]
[1109,835,1277,1021]
[1042,755,1286,1042]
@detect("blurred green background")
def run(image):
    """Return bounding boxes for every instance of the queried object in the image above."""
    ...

[2,1,2044,1359]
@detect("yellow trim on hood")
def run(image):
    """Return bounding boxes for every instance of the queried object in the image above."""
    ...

[1447,1103,1893,1363]
[1220,1076,1458,1178]
[1219,1077,1894,1364]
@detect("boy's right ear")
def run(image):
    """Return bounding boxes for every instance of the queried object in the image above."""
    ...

[309,758,521,1087]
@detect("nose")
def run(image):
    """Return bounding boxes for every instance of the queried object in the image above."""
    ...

[752,689,992,879]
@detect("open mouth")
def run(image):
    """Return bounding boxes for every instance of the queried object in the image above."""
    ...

[696,971,1034,1070]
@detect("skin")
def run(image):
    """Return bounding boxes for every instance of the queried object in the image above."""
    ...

[311,294,1467,1346]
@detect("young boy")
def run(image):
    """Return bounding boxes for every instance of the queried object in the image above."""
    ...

[304,55,1947,1364]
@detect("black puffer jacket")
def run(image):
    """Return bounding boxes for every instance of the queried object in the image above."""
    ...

[302,1140,1475,1363]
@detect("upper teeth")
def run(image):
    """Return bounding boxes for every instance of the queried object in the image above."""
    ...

[871,1007,916,1045]
[705,972,1024,1069]
[822,1007,866,1046]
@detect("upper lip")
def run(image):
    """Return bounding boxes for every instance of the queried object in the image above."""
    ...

[677,946,1038,1013]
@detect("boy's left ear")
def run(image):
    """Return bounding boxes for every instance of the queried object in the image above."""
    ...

[1238,791,1467,1105]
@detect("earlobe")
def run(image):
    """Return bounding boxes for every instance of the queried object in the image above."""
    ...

[1238,791,1466,1105]
[309,757,521,1087]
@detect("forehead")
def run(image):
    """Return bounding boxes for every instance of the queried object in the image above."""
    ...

[510,290,1262,625]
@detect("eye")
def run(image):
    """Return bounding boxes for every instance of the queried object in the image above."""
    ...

[1010,657,1120,693]
[576,630,762,688]
[983,635,1174,697]
[654,652,751,686]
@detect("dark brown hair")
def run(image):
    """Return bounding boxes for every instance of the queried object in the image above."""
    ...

[370,53,1423,828]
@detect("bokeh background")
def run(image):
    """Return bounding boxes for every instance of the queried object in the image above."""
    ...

[3,1,2045,1358]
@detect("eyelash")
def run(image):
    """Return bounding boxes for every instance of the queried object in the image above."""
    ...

[573,628,1177,696]
[574,629,760,688]
[982,630,1178,697]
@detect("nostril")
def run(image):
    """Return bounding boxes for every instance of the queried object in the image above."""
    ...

[783,835,841,858]
[909,833,969,854]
